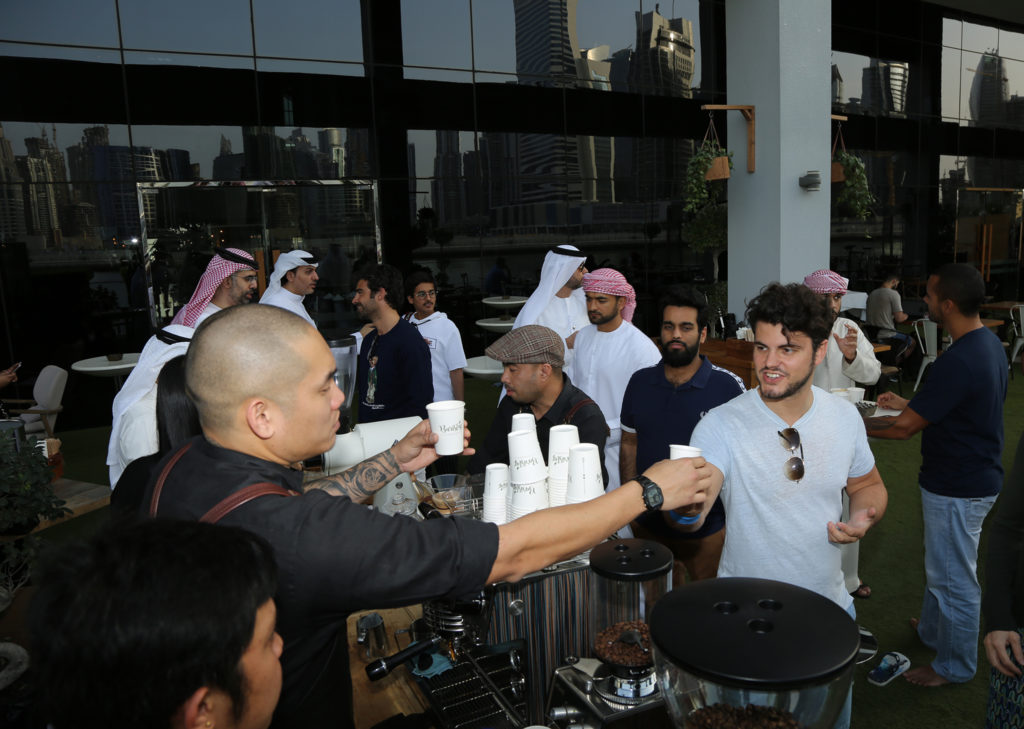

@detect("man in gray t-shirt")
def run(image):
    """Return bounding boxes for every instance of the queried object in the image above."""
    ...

[685,283,888,729]
[867,270,915,361]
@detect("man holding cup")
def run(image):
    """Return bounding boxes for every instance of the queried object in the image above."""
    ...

[621,285,745,585]
[683,282,888,729]
[142,304,711,729]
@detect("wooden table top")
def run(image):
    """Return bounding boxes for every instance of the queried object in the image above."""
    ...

[981,301,1022,312]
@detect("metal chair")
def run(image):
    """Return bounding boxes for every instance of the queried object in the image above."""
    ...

[1009,305,1024,380]
[913,319,939,391]
[1,365,67,438]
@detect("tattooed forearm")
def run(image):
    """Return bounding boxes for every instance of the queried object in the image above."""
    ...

[303,449,402,503]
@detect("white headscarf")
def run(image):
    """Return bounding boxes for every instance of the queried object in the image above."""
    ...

[106,325,193,480]
[260,250,318,303]
[513,245,587,329]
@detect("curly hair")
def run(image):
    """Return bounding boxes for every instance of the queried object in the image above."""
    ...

[746,282,833,351]
[357,263,404,311]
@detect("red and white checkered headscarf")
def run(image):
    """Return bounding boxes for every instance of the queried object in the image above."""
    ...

[802,269,849,295]
[583,268,637,323]
[171,248,256,327]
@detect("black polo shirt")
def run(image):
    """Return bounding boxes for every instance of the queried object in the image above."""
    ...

[467,374,608,484]
[144,435,499,729]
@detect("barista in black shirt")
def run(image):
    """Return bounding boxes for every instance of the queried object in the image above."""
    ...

[144,305,712,729]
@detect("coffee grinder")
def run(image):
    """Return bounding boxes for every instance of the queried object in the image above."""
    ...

[546,539,674,729]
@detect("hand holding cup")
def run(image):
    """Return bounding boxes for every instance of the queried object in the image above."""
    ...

[394,418,474,474]
[642,456,711,515]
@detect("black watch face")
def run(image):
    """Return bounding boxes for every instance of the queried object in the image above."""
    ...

[645,484,663,510]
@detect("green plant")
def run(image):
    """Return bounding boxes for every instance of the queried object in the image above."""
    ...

[833,149,875,219]
[683,142,733,214]
[0,437,68,610]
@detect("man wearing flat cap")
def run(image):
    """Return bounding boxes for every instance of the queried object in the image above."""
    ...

[467,324,608,480]
[260,249,320,327]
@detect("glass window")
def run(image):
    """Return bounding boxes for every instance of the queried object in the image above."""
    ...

[1000,27,1024,63]
[941,17,962,48]
[118,0,253,56]
[121,50,255,69]
[831,51,912,118]
[0,0,119,48]
[940,46,963,121]
[252,0,362,63]
[255,59,363,77]
[402,0,473,78]
[961,21,999,55]
[127,126,245,180]
[0,43,121,64]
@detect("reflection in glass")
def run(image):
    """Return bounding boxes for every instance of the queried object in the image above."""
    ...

[940,46,962,120]
[402,0,472,75]
[252,0,362,63]
[0,0,120,48]
[941,17,961,48]
[831,51,910,117]
[954,187,1023,300]
[961,21,999,55]
[138,181,379,327]
[118,0,253,56]
[0,43,121,64]
[121,50,255,70]
[1000,28,1024,63]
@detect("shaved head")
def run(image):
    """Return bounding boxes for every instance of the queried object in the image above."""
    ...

[187,305,316,434]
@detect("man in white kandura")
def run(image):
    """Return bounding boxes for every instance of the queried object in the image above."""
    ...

[569,268,661,494]
[513,245,589,365]
[260,250,320,328]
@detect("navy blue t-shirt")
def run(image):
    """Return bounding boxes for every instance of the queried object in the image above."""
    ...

[910,326,1006,498]
[357,317,433,423]
[621,356,745,538]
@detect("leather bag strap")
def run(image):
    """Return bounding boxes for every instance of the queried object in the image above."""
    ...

[200,482,299,524]
[148,442,194,517]
[563,398,597,424]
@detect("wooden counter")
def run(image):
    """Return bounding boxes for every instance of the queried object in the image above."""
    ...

[348,606,430,728]
[701,339,757,389]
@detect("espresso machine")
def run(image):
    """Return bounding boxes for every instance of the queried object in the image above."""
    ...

[546,539,675,729]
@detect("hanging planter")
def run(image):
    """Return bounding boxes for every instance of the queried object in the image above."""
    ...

[684,115,733,214]
[831,125,846,182]
[833,148,875,220]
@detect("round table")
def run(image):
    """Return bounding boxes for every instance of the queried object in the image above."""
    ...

[464,355,503,381]
[481,296,528,310]
[476,317,516,333]
[71,353,141,389]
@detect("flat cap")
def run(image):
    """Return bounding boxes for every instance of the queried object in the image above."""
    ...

[486,324,564,367]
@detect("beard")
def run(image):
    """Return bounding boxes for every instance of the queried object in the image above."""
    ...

[758,366,814,401]
[662,342,699,368]
[588,310,617,326]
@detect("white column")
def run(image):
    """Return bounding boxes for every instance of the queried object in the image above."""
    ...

[725,0,832,318]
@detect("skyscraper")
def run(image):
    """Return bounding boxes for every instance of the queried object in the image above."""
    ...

[431,130,463,224]
[513,0,583,204]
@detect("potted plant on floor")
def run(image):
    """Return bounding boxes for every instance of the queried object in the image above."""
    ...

[0,437,68,613]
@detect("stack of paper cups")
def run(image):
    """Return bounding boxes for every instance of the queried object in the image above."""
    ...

[546,424,579,507]
[482,463,510,524]
[511,412,537,433]
[566,443,604,504]
[507,430,548,519]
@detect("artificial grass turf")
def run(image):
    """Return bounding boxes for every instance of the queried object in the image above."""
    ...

[50,368,1024,727]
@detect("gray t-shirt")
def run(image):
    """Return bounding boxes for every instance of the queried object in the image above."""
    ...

[866,286,903,337]
[691,387,875,609]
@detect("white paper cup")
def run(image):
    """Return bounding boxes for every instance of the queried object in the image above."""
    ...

[547,424,580,481]
[669,444,702,459]
[546,477,568,508]
[509,478,548,518]
[566,443,604,504]
[508,430,547,483]
[426,400,465,456]
[483,464,510,524]
[511,413,537,433]
[847,386,865,404]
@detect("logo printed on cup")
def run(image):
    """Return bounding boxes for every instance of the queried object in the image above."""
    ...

[439,423,462,433]
[513,456,541,469]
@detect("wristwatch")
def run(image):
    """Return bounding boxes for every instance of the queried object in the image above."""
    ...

[635,474,663,512]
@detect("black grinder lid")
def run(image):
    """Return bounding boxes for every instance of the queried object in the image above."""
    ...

[590,539,673,581]
[649,577,859,690]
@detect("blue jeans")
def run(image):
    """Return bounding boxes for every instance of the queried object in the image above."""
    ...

[918,487,997,682]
